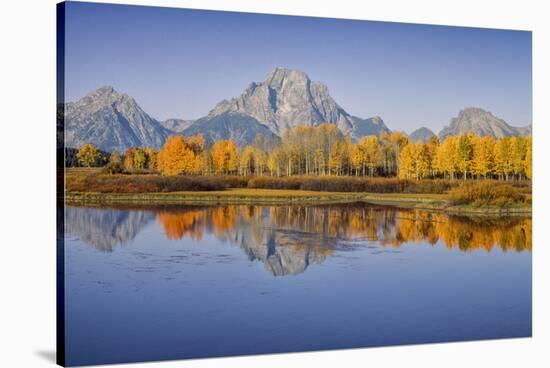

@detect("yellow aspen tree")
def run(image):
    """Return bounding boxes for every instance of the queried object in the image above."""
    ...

[365,135,380,177]
[76,143,101,167]
[239,146,255,176]
[328,139,352,175]
[437,136,459,179]
[109,150,122,166]
[314,148,326,176]
[132,148,147,169]
[471,135,494,179]
[426,136,440,177]
[200,150,213,175]
[312,123,341,175]
[225,139,239,174]
[510,136,527,180]
[268,147,286,177]
[253,147,268,176]
[379,132,394,176]
[187,134,205,154]
[524,136,532,179]
[123,147,137,171]
[416,143,431,179]
[457,134,474,179]
[390,131,409,176]
[211,140,227,174]
[300,125,316,175]
[494,137,513,180]
[351,137,368,176]
[342,138,354,175]
[157,135,200,176]
[433,143,444,177]
[398,143,416,179]
[104,149,123,174]
[212,139,239,175]
[284,141,299,176]
[143,147,157,170]
[328,142,341,175]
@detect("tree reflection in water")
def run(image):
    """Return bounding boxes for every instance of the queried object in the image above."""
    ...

[66,204,532,275]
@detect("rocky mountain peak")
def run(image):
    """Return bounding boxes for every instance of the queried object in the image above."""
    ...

[83,85,120,101]
[264,67,309,88]
[206,67,388,138]
[96,85,116,95]
[438,107,519,139]
[458,107,495,120]
[64,86,170,152]
[70,85,139,115]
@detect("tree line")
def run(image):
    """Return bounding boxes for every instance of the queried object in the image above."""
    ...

[75,123,532,180]
[399,134,532,180]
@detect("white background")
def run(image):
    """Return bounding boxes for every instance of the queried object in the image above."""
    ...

[0,0,548,367]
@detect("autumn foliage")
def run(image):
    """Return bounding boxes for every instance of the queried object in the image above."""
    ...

[211,139,239,174]
[77,123,532,183]
[399,134,532,181]
[157,135,204,175]
[76,143,101,167]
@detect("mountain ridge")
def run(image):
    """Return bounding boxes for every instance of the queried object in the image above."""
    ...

[438,107,530,139]
[62,70,531,152]
[64,86,171,152]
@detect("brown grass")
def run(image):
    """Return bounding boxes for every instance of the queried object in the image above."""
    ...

[68,174,224,193]
[65,168,531,202]
[247,176,458,194]
[448,181,527,207]
[66,169,249,193]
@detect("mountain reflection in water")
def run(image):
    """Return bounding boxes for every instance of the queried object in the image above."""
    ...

[65,204,531,276]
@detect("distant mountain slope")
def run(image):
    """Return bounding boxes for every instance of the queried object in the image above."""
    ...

[182,112,279,147]
[160,118,194,133]
[64,86,171,152]
[409,127,436,143]
[351,116,391,137]
[438,107,528,139]
[516,124,532,137]
[206,67,389,139]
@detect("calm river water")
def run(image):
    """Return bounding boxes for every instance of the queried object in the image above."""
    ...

[62,204,531,366]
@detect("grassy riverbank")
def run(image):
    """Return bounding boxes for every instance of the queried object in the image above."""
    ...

[65,188,530,215]
[64,168,531,215]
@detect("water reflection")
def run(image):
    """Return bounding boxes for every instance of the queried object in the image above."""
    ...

[66,204,531,275]
[65,206,155,252]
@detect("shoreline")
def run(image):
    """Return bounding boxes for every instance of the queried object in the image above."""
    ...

[65,189,531,216]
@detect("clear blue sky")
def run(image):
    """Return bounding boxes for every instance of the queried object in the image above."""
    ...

[63,2,532,133]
